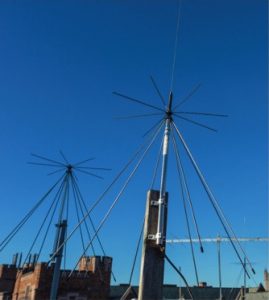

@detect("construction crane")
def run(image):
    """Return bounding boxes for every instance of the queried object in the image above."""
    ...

[166,236,269,300]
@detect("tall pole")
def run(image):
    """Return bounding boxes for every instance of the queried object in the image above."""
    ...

[243,256,246,299]
[50,169,70,300]
[156,92,173,246]
[138,92,173,300]
[50,220,67,300]
[179,266,182,299]
[217,236,222,300]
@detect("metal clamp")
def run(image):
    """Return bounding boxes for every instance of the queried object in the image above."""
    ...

[151,198,166,206]
[147,234,157,240]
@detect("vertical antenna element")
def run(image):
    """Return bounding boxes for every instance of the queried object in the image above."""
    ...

[167,92,173,112]
[170,0,182,92]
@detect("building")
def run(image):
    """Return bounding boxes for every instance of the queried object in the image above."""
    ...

[109,280,269,300]
[0,256,112,300]
[109,283,241,300]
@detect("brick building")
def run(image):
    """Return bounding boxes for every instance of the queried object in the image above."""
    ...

[0,264,17,299]
[0,256,112,300]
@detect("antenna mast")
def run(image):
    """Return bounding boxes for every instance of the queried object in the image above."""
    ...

[138,93,173,300]
[156,92,173,245]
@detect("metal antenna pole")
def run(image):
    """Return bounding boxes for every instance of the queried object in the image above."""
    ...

[156,92,173,246]
[138,93,172,300]
[243,256,246,299]
[50,168,71,300]
[217,235,222,300]
[50,220,67,300]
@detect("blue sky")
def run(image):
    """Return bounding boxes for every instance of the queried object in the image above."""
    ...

[0,0,267,288]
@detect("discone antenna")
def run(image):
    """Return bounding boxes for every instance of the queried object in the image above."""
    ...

[29,153,110,180]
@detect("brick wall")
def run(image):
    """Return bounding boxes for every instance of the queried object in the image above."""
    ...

[0,265,17,296]
[11,256,112,300]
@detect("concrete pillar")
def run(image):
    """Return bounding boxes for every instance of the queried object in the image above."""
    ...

[138,190,168,300]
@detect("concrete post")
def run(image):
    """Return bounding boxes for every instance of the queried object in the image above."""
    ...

[138,190,168,300]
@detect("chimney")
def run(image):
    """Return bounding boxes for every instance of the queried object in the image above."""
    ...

[198,282,207,288]
[12,253,18,266]
[17,253,22,268]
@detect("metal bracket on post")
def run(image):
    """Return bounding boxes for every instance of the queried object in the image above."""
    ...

[149,197,167,245]
[150,200,159,206]
[138,190,168,300]
[147,234,157,240]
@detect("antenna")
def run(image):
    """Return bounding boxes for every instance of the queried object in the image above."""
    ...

[156,91,173,246]
[113,72,229,299]
[1,152,113,299]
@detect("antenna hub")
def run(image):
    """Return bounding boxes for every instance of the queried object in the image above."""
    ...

[67,164,73,172]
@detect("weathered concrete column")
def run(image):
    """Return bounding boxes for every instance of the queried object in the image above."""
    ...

[138,190,168,300]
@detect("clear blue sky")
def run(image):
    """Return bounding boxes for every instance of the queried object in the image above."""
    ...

[0,0,267,288]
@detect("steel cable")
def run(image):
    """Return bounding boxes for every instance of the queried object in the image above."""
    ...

[172,131,204,252]
[172,122,253,277]
[67,120,165,277]
[172,130,199,285]
[48,120,165,265]
[0,174,64,252]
